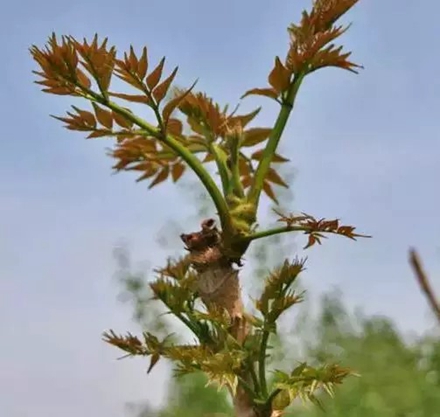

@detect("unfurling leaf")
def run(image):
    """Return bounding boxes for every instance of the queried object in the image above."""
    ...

[268,57,291,94]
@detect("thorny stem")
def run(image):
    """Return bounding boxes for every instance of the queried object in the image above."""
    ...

[248,73,305,207]
[80,88,233,234]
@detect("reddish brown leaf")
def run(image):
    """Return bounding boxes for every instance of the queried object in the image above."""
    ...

[87,129,111,138]
[267,168,289,187]
[72,106,96,127]
[128,46,138,71]
[238,157,252,176]
[167,118,183,136]
[41,87,72,95]
[263,181,279,204]
[137,47,148,79]
[35,78,63,88]
[251,149,289,163]
[128,161,155,172]
[241,175,252,189]
[92,103,113,129]
[304,234,318,249]
[242,128,272,147]
[241,88,279,100]
[139,138,158,153]
[272,153,290,163]
[202,153,215,163]
[136,167,159,182]
[112,159,131,171]
[148,166,169,188]
[187,116,204,135]
[153,67,178,104]
[268,57,291,94]
[171,163,186,182]
[109,92,149,104]
[311,0,359,32]
[76,68,91,89]
[161,80,197,122]
[146,57,165,90]
[112,110,133,129]
[147,353,160,374]
[228,107,261,128]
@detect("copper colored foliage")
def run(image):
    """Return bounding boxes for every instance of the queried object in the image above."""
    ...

[274,209,370,249]
[286,0,361,74]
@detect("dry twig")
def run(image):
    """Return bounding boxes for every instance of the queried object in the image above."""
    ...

[409,248,440,326]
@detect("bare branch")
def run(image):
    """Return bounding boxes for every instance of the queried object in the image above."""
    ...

[409,248,440,326]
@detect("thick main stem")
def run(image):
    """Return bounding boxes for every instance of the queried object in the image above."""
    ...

[181,219,265,417]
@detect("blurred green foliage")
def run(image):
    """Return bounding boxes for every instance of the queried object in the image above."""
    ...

[117,175,439,417]
[125,291,440,417]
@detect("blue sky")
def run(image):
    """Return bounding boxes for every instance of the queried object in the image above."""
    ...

[1,0,440,416]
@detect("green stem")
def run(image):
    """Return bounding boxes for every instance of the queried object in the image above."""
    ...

[259,328,270,398]
[244,225,370,243]
[265,388,282,408]
[248,73,305,207]
[249,360,260,395]
[245,225,311,242]
[229,136,244,198]
[174,313,202,338]
[84,90,232,233]
[210,143,231,195]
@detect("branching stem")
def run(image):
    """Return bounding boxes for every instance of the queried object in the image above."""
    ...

[82,89,233,234]
[248,73,305,206]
